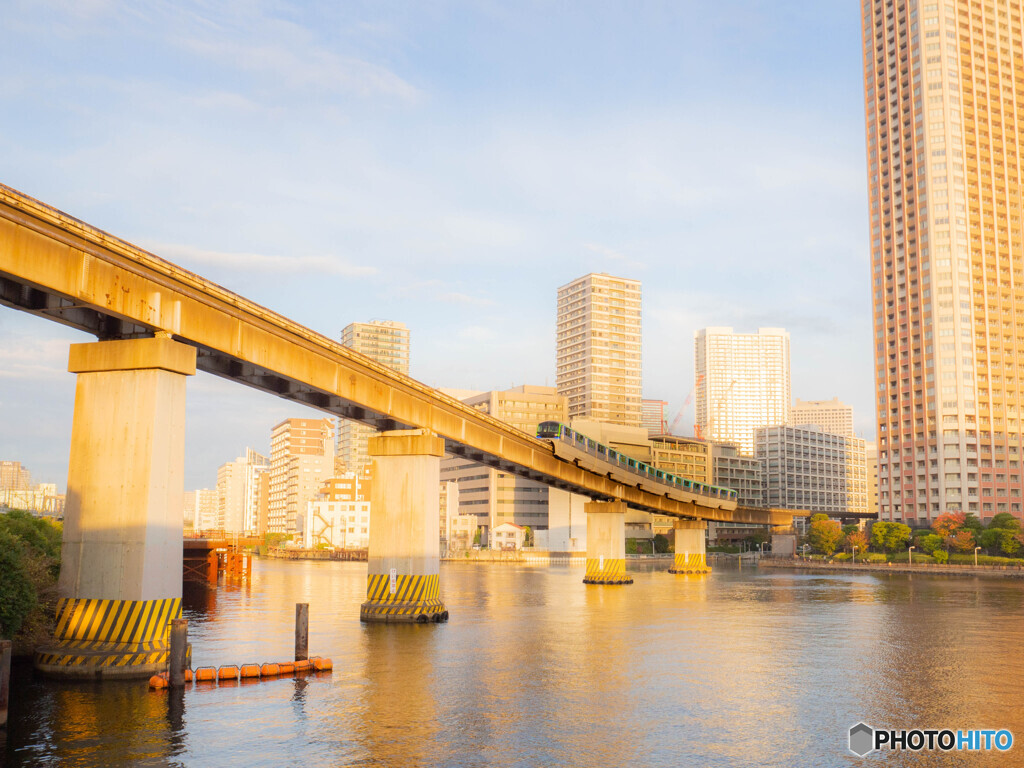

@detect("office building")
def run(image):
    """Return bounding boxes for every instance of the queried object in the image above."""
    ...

[694,327,791,455]
[556,273,642,426]
[790,398,855,438]
[711,443,764,508]
[337,320,410,474]
[268,418,334,534]
[863,0,1024,523]
[756,425,868,518]
[0,460,31,491]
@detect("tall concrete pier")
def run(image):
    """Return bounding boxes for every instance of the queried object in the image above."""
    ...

[360,429,449,623]
[668,519,710,574]
[35,337,194,678]
[582,500,632,585]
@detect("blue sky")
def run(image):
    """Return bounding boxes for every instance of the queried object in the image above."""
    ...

[0,0,872,491]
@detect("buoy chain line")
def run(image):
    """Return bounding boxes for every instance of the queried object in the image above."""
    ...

[149,657,333,689]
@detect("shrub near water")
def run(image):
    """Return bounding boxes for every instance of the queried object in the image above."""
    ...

[0,510,62,654]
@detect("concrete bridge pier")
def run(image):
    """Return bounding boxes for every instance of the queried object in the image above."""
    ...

[582,501,632,585]
[360,429,449,623]
[668,520,711,574]
[34,337,194,678]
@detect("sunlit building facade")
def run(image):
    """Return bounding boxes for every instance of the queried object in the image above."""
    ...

[863,0,1024,523]
[694,327,791,455]
[337,320,410,474]
[556,273,642,427]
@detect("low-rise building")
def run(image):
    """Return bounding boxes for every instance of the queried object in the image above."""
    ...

[304,499,371,549]
[491,522,526,550]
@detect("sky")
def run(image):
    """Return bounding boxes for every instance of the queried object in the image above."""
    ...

[0,0,873,492]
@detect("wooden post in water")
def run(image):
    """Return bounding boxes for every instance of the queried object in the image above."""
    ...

[295,603,309,661]
[169,619,188,688]
[1,639,11,728]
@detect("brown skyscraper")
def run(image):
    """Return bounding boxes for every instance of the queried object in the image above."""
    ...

[863,1,1024,523]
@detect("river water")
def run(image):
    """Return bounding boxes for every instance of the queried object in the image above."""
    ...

[4,559,1024,767]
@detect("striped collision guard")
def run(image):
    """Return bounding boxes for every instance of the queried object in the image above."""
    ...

[52,597,180,651]
[362,574,445,617]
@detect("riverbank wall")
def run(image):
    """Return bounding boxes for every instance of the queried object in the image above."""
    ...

[759,557,1024,579]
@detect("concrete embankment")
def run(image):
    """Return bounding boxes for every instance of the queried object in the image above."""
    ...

[759,557,1024,580]
[443,551,585,565]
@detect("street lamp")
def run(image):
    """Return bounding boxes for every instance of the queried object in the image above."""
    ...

[759,541,765,557]
[801,543,809,559]
[975,546,982,567]
[908,545,915,566]
[852,545,858,564]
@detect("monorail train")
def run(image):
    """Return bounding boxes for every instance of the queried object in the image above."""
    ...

[536,421,738,507]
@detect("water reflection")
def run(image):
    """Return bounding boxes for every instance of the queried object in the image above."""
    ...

[6,560,1024,767]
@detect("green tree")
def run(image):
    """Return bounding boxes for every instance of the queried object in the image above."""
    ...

[653,533,670,554]
[883,522,912,552]
[979,528,1002,554]
[933,549,949,564]
[842,524,859,538]
[522,526,533,547]
[870,522,891,551]
[962,513,984,535]
[919,533,943,554]
[473,528,481,546]
[989,513,1021,532]
[808,515,843,556]
[0,528,36,638]
[999,531,1023,557]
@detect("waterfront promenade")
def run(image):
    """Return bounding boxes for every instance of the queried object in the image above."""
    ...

[760,556,1024,579]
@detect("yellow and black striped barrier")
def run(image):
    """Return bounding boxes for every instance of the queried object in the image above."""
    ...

[583,557,633,585]
[34,597,182,679]
[668,552,711,574]
[360,573,448,623]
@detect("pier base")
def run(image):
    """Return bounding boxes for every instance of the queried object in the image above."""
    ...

[668,520,711,574]
[583,501,632,585]
[35,338,194,678]
[360,430,449,623]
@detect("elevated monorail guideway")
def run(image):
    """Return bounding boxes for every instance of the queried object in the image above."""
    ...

[0,183,795,527]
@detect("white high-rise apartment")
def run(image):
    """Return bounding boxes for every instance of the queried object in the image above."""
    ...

[790,398,855,438]
[863,0,1024,524]
[338,320,410,473]
[216,448,269,535]
[556,273,642,427]
[694,327,791,455]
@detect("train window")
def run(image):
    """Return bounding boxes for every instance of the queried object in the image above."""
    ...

[598,445,606,454]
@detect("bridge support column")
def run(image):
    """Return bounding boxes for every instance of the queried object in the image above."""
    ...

[360,429,449,623]
[35,337,195,679]
[668,520,711,574]
[583,501,632,585]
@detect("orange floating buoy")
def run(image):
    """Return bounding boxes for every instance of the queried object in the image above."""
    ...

[313,658,333,672]
[240,664,260,679]
[278,662,295,675]
[149,674,169,689]
[194,667,217,682]
[184,668,194,683]
[293,659,311,672]
[217,665,239,681]
[260,663,281,677]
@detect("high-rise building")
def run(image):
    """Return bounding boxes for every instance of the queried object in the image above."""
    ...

[441,385,568,537]
[268,418,334,534]
[337,320,410,474]
[863,0,1024,523]
[711,443,764,508]
[0,460,31,491]
[641,399,669,436]
[694,327,791,455]
[556,273,642,427]
[790,398,855,438]
[216,448,269,535]
[187,488,219,532]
